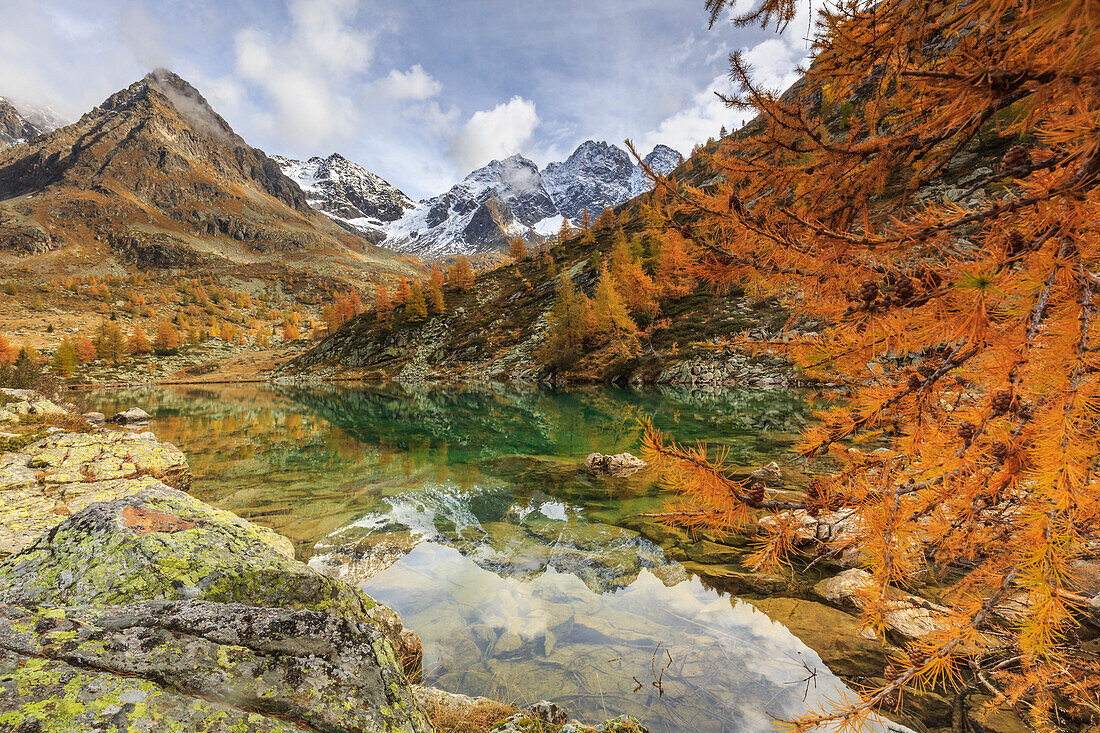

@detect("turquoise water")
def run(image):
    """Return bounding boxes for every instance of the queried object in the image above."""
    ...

[86,383,884,733]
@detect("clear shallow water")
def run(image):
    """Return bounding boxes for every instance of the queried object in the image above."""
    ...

[85,383,882,733]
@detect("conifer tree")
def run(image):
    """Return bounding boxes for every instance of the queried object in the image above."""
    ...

[282,321,300,342]
[596,207,616,229]
[579,207,592,232]
[543,276,591,364]
[579,208,595,245]
[154,322,181,353]
[405,283,427,322]
[127,324,151,355]
[450,255,475,291]
[50,339,77,377]
[509,237,527,261]
[428,282,446,315]
[591,263,638,352]
[638,0,1100,728]
[556,217,573,243]
[0,333,14,366]
[429,267,446,291]
[374,283,393,321]
[395,277,411,305]
[655,230,695,298]
[610,230,659,318]
[74,335,96,364]
[93,321,125,364]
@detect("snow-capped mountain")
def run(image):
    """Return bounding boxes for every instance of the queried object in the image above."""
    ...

[541,141,636,222]
[376,141,682,258]
[542,141,682,222]
[629,144,683,197]
[383,154,558,258]
[272,153,414,235]
[0,97,65,149]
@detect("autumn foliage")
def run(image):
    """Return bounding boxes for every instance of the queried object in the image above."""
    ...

[637,0,1100,729]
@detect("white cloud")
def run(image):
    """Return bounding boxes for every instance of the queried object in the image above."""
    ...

[376,65,441,101]
[639,0,818,157]
[448,95,539,172]
[233,0,375,147]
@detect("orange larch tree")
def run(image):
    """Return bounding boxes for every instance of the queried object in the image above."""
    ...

[636,0,1100,729]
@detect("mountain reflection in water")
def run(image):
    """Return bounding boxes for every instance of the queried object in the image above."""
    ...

[85,383,901,733]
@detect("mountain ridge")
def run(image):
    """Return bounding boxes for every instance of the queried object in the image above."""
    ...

[373,141,681,259]
[0,68,417,283]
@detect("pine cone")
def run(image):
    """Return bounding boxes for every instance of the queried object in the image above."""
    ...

[908,648,928,667]
[748,482,766,506]
[894,276,916,302]
[917,364,935,378]
[907,373,923,390]
[1001,144,1032,171]
[1017,401,1035,420]
[883,693,899,709]
[858,279,879,303]
[883,664,898,682]
[806,478,825,500]
[680,224,694,239]
[957,420,977,441]
[990,440,1009,462]
[1006,230,1027,256]
[990,388,1013,415]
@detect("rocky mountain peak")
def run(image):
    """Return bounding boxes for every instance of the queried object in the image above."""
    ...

[273,152,415,235]
[541,140,681,221]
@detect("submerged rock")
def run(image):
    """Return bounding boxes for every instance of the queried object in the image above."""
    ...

[814,568,949,641]
[113,406,153,424]
[82,410,106,426]
[583,452,646,477]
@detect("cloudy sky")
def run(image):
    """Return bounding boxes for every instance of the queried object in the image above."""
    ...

[0,0,814,199]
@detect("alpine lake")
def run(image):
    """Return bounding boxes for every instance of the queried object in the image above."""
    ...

[84,382,890,733]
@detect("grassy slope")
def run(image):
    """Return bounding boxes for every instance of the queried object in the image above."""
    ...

[286,214,795,384]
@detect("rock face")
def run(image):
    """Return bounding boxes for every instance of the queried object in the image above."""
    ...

[0,98,48,149]
[0,485,432,733]
[273,152,415,235]
[583,452,647,478]
[379,141,681,258]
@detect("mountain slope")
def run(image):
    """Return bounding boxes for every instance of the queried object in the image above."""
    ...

[272,153,415,238]
[0,69,416,282]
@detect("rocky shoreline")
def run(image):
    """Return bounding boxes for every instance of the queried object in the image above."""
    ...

[0,388,649,733]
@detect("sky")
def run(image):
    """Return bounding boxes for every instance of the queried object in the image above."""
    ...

[0,0,816,199]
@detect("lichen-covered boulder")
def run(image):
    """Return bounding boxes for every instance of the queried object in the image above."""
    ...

[0,601,429,733]
[1,485,365,613]
[0,430,193,557]
[0,486,433,732]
